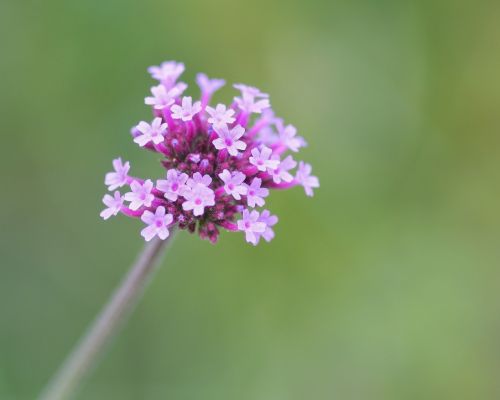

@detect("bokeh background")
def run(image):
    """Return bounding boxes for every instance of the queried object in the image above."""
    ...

[1,0,500,399]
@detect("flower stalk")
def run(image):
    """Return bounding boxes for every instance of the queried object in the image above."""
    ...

[39,233,175,400]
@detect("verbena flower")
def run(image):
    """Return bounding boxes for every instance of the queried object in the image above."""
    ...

[101,61,319,244]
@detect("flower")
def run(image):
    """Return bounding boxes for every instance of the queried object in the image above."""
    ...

[134,117,168,147]
[237,209,266,245]
[206,104,235,126]
[148,61,185,87]
[100,191,124,220]
[196,73,225,96]
[156,169,188,201]
[145,85,181,110]
[255,210,278,244]
[124,180,155,210]
[296,162,320,197]
[245,178,269,207]
[219,169,247,200]
[101,61,319,244]
[277,122,306,152]
[182,173,215,216]
[105,158,130,190]
[268,155,297,184]
[171,96,202,121]
[212,124,247,156]
[141,206,174,241]
[249,146,279,171]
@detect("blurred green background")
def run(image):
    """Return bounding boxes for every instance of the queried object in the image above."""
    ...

[1,0,500,399]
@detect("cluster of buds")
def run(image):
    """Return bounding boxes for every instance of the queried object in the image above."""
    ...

[100,61,319,245]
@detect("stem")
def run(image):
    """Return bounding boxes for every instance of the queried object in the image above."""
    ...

[39,233,175,400]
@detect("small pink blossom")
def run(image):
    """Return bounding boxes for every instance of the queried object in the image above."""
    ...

[100,191,124,220]
[171,96,202,121]
[140,206,174,241]
[124,179,155,210]
[233,84,269,99]
[218,169,247,200]
[277,122,306,152]
[206,104,235,126]
[269,155,297,184]
[249,146,279,171]
[145,85,180,110]
[237,209,266,245]
[156,169,188,201]
[296,162,320,197]
[255,210,278,244]
[212,124,247,156]
[182,173,215,216]
[148,61,185,87]
[196,73,225,95]
[245,178,269,207]
[235,95,270,114]
[105,158,130,190]
[134,117,168,147]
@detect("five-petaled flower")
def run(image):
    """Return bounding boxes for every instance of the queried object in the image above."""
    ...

[134,117,168,147]
[212,124,247,156]
[105,158,130,191]
[141,206,174,241]
[124,180,155,210]
[171,96,202,121]
[237,209,266,246]
[101,61,319,245]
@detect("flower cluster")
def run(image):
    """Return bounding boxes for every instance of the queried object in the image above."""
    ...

[101,61,319,245]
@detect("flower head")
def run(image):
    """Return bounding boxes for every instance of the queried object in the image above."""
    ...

[101,61,319,244]
[141,206,174,241]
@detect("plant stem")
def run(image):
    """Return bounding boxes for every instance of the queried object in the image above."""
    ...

[39,233,175,400]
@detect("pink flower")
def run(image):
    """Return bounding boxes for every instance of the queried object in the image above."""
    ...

[196,73,225,95]
[296,162,320,197]
[105,158,130,190]
[277,122,306,152]
[212,124,247,156]
[171,96,202,121]
[235,96,270,114]
[103,61,319,244]
[100,191,124,220]
[134,117,168,147]
[237,209,266,245]
[218,169,247,200]
[249,146,279,171]
[182,173,215,216]
[268,155,297,184]
[233,84,269,99]
[255,210,278,244]
[145,85,180,110]
[148,61,185,84]
[245,178,269,207]
[156,169,188,201]
[206,104,235,126]
[124,179,155,210]
[140,206,174,241]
